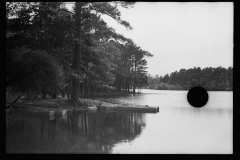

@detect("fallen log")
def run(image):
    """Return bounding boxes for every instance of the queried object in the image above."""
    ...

[6,93,24,109]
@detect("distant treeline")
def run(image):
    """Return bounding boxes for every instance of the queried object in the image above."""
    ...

[147,66,233,91]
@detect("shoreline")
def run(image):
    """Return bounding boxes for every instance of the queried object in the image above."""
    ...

[7,96,125,111]
[6,90,139,111]
[6,96,159,116]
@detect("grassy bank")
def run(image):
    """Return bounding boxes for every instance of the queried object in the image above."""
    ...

[7,96,123,110]
[6,89,138,111]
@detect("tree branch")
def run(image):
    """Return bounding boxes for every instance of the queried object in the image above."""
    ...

[6,93,24,109]
[113,1,133,9]
[58,8,75,15]
[89,4,121,24]
[80,16,90,22]
[112,37,127,50]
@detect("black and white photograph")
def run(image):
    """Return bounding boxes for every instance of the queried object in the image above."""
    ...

[6,2,233,154]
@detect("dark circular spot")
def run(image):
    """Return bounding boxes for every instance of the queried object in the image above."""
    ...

[187,86,208,108]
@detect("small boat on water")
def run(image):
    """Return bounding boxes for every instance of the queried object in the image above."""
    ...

[117,105,159,113]
[97,104,159,113]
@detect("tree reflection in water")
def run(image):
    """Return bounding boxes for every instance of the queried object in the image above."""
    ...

[6,111,146,153]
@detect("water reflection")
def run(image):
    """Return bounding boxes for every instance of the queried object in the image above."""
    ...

[6,90,232,154]
[162,105,232,117]
[6,111,146,153]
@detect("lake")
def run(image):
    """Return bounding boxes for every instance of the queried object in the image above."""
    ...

[6,89,233,154]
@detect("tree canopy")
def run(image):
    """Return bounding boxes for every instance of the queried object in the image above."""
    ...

[6,2,153,104]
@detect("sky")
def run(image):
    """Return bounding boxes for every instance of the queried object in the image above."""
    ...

[66,2,233,77]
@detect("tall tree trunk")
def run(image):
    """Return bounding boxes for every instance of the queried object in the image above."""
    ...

[123,77,126,92]
[48,81,52,97]
[52,88,56,99]
[42,80,46,99]
[61,88,65,97]
[93,86,97,100]
[87,82,92,99]
[67,82,71,100]
[124,79,127,92]
[82,80,84,98]
[84,77,87,99]
[133,76,136,94]
[71,2,82,103]
[133,58,136,94]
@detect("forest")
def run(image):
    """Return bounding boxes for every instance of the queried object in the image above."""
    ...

[6,2,153,105]
[147,66,233,91]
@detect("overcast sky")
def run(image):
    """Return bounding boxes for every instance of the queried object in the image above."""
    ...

[67,2,233,77]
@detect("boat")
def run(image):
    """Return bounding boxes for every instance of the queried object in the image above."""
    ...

[117,105,159,113]
[97,104,159,113]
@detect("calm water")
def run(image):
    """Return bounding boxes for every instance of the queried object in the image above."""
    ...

[6,89,233,154]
